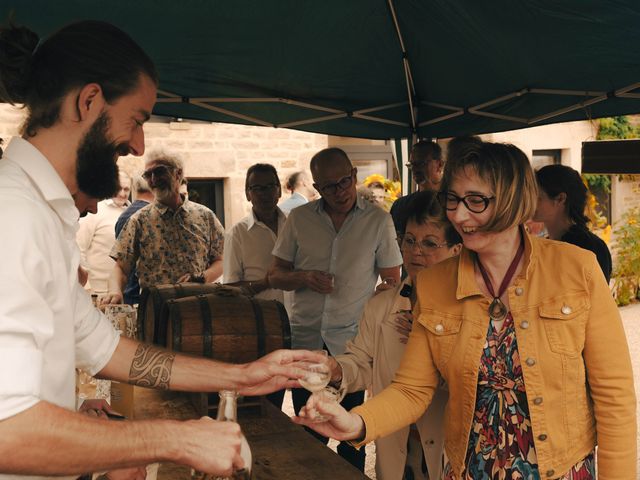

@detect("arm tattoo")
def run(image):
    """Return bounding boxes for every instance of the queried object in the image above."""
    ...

[128,344,175,389]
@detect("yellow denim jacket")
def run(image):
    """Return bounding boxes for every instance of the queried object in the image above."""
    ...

[353,232,636,479]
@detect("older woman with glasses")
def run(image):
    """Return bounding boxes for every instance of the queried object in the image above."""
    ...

[326,190,461,480]
[294,139,636,479]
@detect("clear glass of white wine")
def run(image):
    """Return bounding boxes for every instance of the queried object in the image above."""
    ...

[299,350,332,422]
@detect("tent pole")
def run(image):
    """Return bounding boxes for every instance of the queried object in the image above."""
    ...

[387,0,417,134]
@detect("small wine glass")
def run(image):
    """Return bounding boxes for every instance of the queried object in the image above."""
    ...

[299,351,332,422]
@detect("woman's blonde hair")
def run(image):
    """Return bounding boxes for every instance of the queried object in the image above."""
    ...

[441,138,537,232]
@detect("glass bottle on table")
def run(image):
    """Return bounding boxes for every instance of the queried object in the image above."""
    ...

[192,391,252,480]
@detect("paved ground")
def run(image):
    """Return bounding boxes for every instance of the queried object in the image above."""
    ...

[284,303,640,479]
[619,302,640,475]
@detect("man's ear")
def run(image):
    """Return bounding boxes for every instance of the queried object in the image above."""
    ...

[76,83,104,121]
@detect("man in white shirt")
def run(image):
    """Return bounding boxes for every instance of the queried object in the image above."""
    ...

[269,147,403,471]
[224,163,286,304]
[76,171,131,294]
[224,163,289,408]
[278,171,316,215]
[0,19,320,480]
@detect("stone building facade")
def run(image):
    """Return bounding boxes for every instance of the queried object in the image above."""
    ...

[0,104,328,228]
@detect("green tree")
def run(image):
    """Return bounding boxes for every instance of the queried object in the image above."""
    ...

[597,116,638,140]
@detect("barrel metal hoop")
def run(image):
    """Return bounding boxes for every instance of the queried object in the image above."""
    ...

[249,298,267,358]
[273,300,291,349]
[199,294,214,358]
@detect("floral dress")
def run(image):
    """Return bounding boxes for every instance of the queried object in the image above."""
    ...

[443,313,595,480]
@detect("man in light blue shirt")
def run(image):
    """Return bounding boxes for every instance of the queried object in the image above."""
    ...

[270,147,402,471]
[278,171,316,215]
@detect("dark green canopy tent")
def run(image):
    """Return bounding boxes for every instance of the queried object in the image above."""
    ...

[2,0,640,140]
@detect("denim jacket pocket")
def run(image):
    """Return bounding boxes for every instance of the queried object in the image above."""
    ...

[538,293,589,357]
[419,311,463,367]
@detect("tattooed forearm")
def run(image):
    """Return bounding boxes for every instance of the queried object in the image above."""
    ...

[128,344,175,389]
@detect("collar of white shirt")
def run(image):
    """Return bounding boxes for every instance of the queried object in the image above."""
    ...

[4,137,77,229]
[247,207,286,230]
[312,192,367,215]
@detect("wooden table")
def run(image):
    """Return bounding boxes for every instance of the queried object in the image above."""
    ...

[134,388,370,480]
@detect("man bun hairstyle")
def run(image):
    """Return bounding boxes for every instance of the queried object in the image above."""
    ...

[0,19,158,137]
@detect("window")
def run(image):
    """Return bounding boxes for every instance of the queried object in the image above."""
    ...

[531,149,561,171]
[185,178,225,227]
[338,145,398,181]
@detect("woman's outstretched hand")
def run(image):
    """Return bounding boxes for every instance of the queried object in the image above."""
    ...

[292,394,366,442]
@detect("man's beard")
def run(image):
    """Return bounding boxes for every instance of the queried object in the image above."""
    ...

[153,184,174,204]
[76,112,125,199]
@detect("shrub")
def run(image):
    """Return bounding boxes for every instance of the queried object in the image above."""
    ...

[611,207,640,305]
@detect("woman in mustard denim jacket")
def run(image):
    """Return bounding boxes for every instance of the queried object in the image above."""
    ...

[294,138,636,480]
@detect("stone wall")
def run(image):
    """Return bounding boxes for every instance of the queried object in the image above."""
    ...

[119,120,328,227]
[612,176,640,226]
[0,103,24,141]
[0,104,328,227]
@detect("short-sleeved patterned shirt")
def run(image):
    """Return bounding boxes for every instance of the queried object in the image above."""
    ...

[110,200,224,289]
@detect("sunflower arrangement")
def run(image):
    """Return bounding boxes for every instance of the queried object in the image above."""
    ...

[362,174,401,211]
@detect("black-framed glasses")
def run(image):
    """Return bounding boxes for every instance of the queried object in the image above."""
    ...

[247,183,279,193]
[142,164,175,181]
[316,169,356,196]
[438,191,495,214]
[400,235,450,252]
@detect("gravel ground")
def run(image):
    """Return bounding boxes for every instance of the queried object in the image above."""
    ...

[284,304,640,479]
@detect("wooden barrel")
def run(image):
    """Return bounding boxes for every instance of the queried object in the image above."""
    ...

[138,283,245,345]
[165,293,291,363]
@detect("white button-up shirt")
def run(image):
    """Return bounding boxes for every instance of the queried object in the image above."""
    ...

[273,196,402,355]
[0,138,120,479]
[76,198,128,294]
[223,208,286,302]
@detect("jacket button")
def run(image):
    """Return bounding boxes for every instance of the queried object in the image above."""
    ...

[538,434,548,441]
[546,470,555,477]
[435,324,444,333]
[526,357,536,367]
[520,321,529,329]
[533,397,543,405]
[515,287,524,296]
[561,305,572,315]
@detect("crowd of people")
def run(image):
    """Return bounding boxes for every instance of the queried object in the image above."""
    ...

[0,16,635,480]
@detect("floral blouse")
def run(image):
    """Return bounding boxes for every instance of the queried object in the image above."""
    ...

[111,200,224,289]
[443,313,595,480]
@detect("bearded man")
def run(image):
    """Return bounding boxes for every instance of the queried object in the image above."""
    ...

[104,152,224,304]
[0,19,320,479]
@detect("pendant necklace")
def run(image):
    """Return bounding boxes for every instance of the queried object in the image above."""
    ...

[476,236,524,322]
